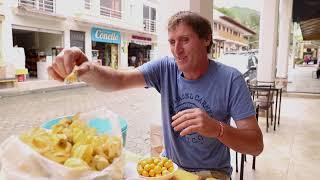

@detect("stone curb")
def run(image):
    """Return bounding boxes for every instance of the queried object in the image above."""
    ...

[0,82,88,98]
[284,92,320,98]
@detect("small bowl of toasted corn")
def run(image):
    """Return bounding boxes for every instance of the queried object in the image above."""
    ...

[137,157,178,180]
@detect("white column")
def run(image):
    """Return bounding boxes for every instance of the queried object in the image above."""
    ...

[119,33,128,68]
[190,0,213,26]
[277,0,293,79]
[85,28,92,61]
[63,29,70,49]
[0,17,3,66]
[1,14,13,65]
[257,0,279,82]
[156,0,213,59]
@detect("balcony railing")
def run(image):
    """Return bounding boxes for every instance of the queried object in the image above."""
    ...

[100,5,122,19]
[84,0,90,10]
[144,18,156,33]
[217,30,248,44]
[18,0,56,13]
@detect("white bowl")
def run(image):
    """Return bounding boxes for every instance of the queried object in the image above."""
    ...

[138,162,178,180]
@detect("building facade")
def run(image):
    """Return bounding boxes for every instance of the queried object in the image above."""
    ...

[0,0,158,80]
[212,10,255,59]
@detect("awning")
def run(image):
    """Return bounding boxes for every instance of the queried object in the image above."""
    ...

[130,40,152,46]
[292,0,320,40]
[12,25,64,34]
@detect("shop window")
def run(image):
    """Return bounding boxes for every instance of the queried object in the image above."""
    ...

[70,30,85,53]
[13,29,63,78]
[100,0,122,19]
[143,5,156,32]
[128,43,151,67]
[92,42,119,69]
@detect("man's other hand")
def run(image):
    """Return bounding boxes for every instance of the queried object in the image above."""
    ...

[171,108,220,138]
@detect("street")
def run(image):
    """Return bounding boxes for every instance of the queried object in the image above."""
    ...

[0,87,161,156]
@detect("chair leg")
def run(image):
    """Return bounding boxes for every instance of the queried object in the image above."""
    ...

[252,156,256,170]
[256,106,259,122]
[271,105,274,123]
[240,154,245,180]
[266,109,269,132]
[244,155,247,162]
[272,105,276,131]
[278,89,282,125]
[236,152,238,172]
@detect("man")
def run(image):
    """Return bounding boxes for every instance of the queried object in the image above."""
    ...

[48,11,263,179]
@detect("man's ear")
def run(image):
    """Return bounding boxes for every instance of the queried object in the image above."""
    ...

[204,35,212,46]
[205,39,210,46]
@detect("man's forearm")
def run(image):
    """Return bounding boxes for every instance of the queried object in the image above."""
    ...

[79,63,145,92]
[217,123,263,156]
[79,64,122,92]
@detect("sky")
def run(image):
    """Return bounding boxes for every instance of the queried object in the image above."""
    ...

[214,0,262,12]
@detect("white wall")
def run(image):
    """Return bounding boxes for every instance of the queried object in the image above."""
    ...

[126,0,144,30]
[56,0,79,17]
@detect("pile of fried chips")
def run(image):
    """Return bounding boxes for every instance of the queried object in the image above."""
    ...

[20,113,122,171]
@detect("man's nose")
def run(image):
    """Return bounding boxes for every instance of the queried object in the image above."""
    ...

[174,41,183,54]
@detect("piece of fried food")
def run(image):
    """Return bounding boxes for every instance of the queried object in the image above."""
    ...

[64,66,78,84]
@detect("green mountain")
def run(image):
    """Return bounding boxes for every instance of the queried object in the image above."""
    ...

[216,6,260,48]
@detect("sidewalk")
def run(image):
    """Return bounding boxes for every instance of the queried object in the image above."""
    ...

[287,64,320,94]
[0,67,137,98]
[1,64,319,98]
[0,80,87,98]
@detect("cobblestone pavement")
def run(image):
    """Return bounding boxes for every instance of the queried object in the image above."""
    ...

[0,87,161,156]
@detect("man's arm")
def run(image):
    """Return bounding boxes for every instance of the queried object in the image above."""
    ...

[47,47,147,91]
[218,115,263,156]
[171,109,263,156]
[76,62,146,91]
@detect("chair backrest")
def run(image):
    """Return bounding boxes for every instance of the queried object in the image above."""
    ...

[248,83,275,108]
[256,81,275,88]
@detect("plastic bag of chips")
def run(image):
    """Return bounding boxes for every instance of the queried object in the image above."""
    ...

[0,108,124,180]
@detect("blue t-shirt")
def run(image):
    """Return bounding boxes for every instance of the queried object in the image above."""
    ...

[138,56,255,175]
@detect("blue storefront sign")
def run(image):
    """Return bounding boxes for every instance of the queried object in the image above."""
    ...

[91,27,121,44]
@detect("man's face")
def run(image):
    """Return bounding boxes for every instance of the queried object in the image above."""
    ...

[168,23,209,73]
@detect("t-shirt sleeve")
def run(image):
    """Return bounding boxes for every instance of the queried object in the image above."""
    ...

[137,57,167,92]
[228,74,256,121]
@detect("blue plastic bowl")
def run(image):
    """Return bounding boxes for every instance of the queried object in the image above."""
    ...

[42,115,128,146]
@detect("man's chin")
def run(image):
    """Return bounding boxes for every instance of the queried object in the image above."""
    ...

[176,63,188,72]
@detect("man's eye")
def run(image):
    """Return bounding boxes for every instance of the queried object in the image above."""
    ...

[182,38,189,43]
[169,41,175,45]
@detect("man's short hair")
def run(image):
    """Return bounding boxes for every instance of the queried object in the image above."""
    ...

[168,11,213,53]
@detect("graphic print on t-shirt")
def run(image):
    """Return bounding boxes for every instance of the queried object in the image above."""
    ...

[170,92,215,146]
